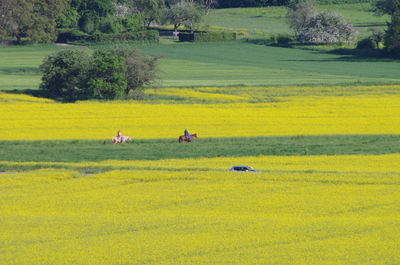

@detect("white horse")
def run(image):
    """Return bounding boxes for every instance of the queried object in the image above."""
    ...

[112,136,131,143]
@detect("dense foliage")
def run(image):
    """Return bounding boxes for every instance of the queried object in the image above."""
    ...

[286,0,316,34]
[178,31,236,41]
[0,0,69,43]
[372,0,400,15]
[39,50,91,101]
[40,48,158,101]
[357,37,376,49]
[297,11,358,43]
[385,11,400,57]
[162,2,205,33]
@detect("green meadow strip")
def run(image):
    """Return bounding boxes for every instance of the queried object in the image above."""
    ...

[0,135,399,164]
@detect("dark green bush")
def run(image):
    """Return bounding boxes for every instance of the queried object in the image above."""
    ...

[178,31,236,42]
[57,29,90,43]
[40,48,159,102]
[270,34,293,45]
[98,17,124,34]
[277,34,293,45]
[88,30,159,43]
[356,37,376,49]
[39,50,91,101]
[87,50,127,99]
[57,29,159,44]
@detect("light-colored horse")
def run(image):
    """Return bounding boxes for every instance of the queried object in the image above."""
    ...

[112,136,131,143]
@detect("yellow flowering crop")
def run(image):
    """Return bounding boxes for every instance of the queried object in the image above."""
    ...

[1,154,399,264]
[0,92,399,140]
[2,154,399,175]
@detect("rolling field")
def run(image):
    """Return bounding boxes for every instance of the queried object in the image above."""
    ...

[202,3,389,38]
[1,4,400,262]
[1,92,399,140]
[1,89,399,264]
[1,156,400,264]
[2,41,400,92]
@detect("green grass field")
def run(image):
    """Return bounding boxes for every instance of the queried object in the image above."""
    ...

[1,134,400,163]
[0,45,68,91]
[139,41,400,87]
[2,41,399,92]
[201,3,389,38]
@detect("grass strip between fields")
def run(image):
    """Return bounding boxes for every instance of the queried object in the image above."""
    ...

[0,135,399,165]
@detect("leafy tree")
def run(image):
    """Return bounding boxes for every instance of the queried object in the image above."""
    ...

[191,0,218,15]
[373,0,400,16]
[0,0,69,43]
[111,48,160,99]
[40,48,159,101]
[286,0,316,34]
[297,11,358,44]
[57,8,80,28]
[370,28,384,48]
[39,50,91,101]
[58,0,115,33]
[162,1,204,33]
[385,11,400,58]
[130,0,165,26]
[87,50,127,99]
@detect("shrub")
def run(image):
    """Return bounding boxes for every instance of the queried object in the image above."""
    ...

[111,48,159,99]
[57,29,159,44]
[40,48,159,101]
[56,29,90,43]
[270,33,293,45]
[297,11,358,43]
[87,50,127,99]
[98,17,124,34]
[39,50,91,101]
[178,31,236,42]
[357,38,376,49]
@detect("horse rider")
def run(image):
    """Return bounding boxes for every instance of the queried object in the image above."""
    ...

[184,128,191,141]
[117,130,122,141]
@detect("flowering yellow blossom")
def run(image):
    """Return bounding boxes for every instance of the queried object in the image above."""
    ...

[0,92,399,140]
[2,154,399,175]
[0,155,399,264]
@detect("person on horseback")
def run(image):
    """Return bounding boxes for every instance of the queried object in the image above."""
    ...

[184,128,191,141]
[117,130,122,141]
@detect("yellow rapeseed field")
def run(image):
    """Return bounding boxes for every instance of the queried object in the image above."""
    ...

[1,154,399,264]
[1,86,399,264]
[0,92,399,140]
[1,154,399,175]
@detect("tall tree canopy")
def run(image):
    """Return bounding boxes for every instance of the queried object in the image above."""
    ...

[162,1,204,33]
[373,0,400,15]
[0,0,69,43]
[385,11,400,57]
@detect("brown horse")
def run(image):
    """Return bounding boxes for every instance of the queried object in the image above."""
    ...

[179,134,197,143]
[112,136,131,143]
